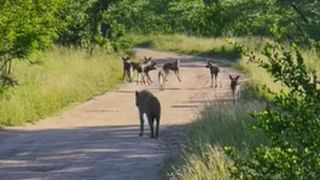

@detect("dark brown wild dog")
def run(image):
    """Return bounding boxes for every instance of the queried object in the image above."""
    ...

[161,59,182,82]
[206,60,220,88]
[122,56,132,82]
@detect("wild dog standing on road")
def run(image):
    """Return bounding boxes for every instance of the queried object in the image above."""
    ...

[122,56,132,82]
[142,60,157,85]
[131,57,156,85]
[130,61,144,85]
[229,75,240,104]
[162,59,182,82]
[135,90,161,138]
[206,60,220,88]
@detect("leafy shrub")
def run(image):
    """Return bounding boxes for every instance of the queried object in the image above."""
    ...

[232,43,320,179]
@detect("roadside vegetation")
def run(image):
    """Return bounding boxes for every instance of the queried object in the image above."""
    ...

[0,47,122,126]
[147,34,320,179]
[167,101,268,179]
[128,34,243,59]
[114,0,319,178]
[1,0,319,179]
[0,1,128,126]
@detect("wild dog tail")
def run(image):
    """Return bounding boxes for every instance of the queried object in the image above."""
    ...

[158,70,163,84]
[129,65,133,82]
[176,59,180,69]
[158,70,165,90]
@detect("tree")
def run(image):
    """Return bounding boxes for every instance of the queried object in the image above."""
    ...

[0,0,61,89]
[232,42,320,179]
[56,0,127,52]
[273,0,320,43]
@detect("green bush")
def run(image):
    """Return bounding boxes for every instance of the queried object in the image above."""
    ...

[232,43,320,179]
[0,0,62,88]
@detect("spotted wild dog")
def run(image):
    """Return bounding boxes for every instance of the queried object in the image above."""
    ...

[161,59,182,82]
[130,61,144,85]
[142,60,157,85]
[131,57,156,85]
[206,60,220,88]
[122,56,132,82]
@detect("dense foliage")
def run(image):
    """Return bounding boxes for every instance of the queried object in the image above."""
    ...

[0,0,61,89]
[56,0,128,50]
[1,0,320,178]
[0,0,122,89]
[1,0,318,88]
[103,0,319,41]
[229,43,320,179]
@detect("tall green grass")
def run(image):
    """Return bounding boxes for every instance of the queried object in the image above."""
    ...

[128,34,239,59]
[167,101,268,179]
[0,47,122,126]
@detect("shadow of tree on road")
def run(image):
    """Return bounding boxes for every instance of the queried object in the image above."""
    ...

[0,123,189,179]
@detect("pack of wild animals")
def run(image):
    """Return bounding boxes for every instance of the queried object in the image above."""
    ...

[123,56,241,139]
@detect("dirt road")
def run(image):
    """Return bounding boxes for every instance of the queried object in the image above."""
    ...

[0,49,239,180]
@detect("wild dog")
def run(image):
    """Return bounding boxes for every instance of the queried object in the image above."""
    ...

[162,59,182,82]
[130,61,145,85]
[206,61,220,88]
[142,61,157,84]
[131,57,156,85]
[135,90,161,138]
[229,75,240,104]
[122,56,132,82]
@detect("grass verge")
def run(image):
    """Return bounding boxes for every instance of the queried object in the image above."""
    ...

[0,47,122,126]
[166,101,268,179]
[128,33,240,60]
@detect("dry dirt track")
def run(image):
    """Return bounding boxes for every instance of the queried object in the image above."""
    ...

[0,49,240,180]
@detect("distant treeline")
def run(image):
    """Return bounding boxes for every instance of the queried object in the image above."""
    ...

[0,0,318,88]
[1,0,319,54]
[106,0,319,41]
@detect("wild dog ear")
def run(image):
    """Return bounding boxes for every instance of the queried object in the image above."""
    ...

[148,57,152,61]
[206,61,210,67]
[144,56,151,61]
[235,75,240,81]
[229,75,233,80]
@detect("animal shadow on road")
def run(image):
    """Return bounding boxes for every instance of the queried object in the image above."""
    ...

[0,125,165,179]
[0,123,188,179]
